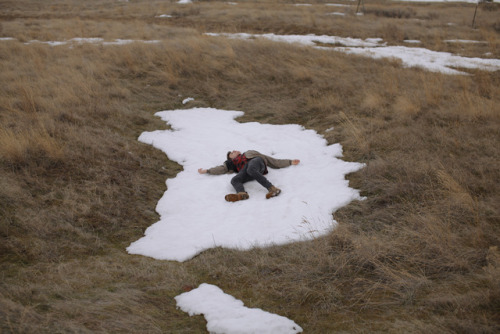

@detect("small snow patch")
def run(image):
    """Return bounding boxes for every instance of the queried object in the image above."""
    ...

[175,283,303,334]
[182,97,194,105]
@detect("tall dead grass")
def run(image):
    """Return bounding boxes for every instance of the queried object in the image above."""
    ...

[1,0,499,333]
[0,126,64,168]
[2,0,499,57]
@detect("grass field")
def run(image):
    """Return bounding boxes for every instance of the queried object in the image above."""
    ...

[1,0,499,332]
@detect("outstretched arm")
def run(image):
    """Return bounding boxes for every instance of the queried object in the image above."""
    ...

[198,163,230,175]
[291,159,300,165]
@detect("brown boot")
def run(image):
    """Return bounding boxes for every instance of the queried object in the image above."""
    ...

[265,186,281,199]
[225,192,249,202]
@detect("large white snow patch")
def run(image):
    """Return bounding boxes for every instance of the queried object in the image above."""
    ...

[127,108,363,261]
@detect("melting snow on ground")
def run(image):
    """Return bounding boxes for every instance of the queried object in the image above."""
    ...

[175,283,303,334]
[205,33,500,75]
[127,108,364,262]
[334,45,500,75]
[3,32,499,75]
[182,97,194,104]
[205,32,384,48]
[1,37,161,46]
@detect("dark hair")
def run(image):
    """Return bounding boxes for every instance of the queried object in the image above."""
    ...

[225,159,237,173]
[227,151,231,160]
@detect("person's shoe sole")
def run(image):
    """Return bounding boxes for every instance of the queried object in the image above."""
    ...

[265,188,281,199]
[225,193,249,202]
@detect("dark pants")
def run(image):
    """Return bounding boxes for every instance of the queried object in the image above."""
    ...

[231,157,272,193]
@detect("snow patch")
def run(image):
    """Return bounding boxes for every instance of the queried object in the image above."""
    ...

[205,32,500,75]
[182,97,194,104]
[127,108,364,262]
[175,284,303,334]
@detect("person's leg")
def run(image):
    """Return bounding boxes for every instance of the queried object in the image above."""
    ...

[246,157,273,190]
[247,157,281,199]
[230,166,253,193]
[226,167,252,202]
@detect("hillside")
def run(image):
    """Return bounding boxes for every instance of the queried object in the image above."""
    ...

[1,0,499,332]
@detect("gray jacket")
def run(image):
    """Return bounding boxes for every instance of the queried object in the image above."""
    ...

[207,150,292,175]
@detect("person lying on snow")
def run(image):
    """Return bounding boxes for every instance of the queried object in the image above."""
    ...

[198,150,300,202]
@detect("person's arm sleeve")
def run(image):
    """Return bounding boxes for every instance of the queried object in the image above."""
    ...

[266,156,292,168]
[207,163,230,175]
[245,150,292,169]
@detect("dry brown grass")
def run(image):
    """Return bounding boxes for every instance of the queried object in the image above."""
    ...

[1,0,499,56]
[1,0,499,333]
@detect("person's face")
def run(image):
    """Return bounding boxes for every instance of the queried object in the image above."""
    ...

[229,150,241,159]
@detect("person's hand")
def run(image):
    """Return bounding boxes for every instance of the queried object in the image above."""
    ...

[291,159,300,165]
[198,168,207,174]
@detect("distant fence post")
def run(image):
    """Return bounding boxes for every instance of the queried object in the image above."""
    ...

[472,0,488,28]
[356,0,365,14]
[472,1,479,28]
